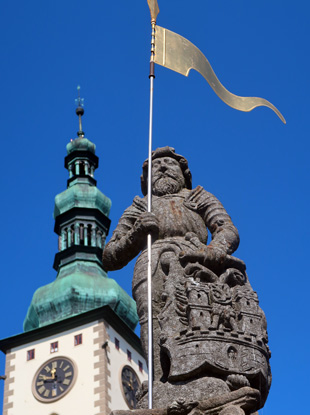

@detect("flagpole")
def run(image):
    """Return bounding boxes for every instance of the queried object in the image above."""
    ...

[147,17,156,410]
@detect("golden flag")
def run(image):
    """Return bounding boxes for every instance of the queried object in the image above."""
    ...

[154,25,285,124]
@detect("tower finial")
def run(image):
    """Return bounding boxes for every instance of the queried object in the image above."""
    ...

[75,85,85,137]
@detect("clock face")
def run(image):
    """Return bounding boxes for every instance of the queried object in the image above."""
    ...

[120,365,141,409]
[32,356,77,403]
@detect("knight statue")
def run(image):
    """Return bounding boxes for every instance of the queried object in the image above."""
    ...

[103,147,271,415]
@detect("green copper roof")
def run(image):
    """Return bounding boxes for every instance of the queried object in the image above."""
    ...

[54,184,111,218]
[66,137,96,155]
[24,261,138,332]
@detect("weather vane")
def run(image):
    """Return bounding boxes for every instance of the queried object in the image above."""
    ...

[75,85,85,137]
[145,0,286,410]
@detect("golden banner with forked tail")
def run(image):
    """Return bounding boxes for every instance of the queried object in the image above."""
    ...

[154,25,285,123]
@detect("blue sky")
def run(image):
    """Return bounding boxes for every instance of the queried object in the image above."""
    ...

[0,1,308,413]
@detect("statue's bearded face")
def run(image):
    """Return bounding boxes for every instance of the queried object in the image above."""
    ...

[152,157,185,196]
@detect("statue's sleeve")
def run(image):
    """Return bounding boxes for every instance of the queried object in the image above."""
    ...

[102,196,147,271]
[188,186,240,255]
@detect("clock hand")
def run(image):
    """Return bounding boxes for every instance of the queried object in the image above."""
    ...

[40,375,54,381]
[39,369,56,381]
[124,380,134,390]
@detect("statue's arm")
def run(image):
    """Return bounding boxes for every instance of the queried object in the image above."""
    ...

[102,198,158,271]
[102,219,140,271]
[181,186,243,271]
[195,186,240,255]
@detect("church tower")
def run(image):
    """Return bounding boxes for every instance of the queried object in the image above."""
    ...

[0,93,147,415]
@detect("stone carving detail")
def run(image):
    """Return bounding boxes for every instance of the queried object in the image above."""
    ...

[103,147,271,414]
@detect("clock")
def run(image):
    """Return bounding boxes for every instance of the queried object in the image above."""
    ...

[32,356,77,402]
[120,365,141,409]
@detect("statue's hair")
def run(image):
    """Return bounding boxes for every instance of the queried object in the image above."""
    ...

[140,146,192,196]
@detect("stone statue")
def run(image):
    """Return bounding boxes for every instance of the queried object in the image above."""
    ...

[103,147,271,415]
